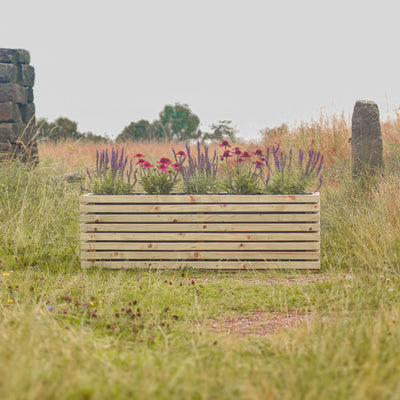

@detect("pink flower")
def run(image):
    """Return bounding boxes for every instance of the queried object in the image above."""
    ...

[134,153,145,158]
[233,147,242,155]
[222,150,232,158]
[253,149,263,156]
[158,164,169,172]
[219,141,231,148]
[157,157,172,165]
[171,163,181,171]
[255,160,264,167]
[136,158,146,165]
[143,161,154,169]
[176,151,186,157]
[242,151,251,158]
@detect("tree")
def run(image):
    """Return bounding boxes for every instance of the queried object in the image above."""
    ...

[36,117,107,143]
[116,119,153,142]
[158,103,201,141]
[201,120,237,143]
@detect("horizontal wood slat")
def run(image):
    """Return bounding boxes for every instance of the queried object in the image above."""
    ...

[81,251,320,260]
[80,213,320,223]
[80,193,320,270]
[80,203,319,213]
[81,260,320,270]
[81,232,320,242]
[81,241,320,251]
[80,193,320,204]
[80,223,320,233]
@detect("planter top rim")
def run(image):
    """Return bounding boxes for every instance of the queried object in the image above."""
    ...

[80,192,320,197]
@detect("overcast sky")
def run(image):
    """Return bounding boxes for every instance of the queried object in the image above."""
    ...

[1,0,399,140]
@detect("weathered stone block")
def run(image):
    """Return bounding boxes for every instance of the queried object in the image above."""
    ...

[0,49,30,64]
[0,102,22,122]
[0,83,27,103]
[0,63,17,82]
[16,49,30,64]
[18,102,35,123]
[26,87,34,102]
[0,122,28,141]
[0,49,18,64]
[17,65,35,87]
[351,100,384,177]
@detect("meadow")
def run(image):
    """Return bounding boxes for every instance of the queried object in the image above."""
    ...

[1,112,400,399]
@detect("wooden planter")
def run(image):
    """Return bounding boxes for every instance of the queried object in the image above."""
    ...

[80,193,320,270]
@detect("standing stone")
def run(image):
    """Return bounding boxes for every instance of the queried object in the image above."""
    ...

[351,100,384,178]
[0,48,36,163]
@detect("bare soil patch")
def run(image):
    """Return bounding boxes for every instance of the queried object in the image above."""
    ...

[209,310,311,337]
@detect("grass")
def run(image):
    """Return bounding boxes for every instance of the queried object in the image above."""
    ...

[1,112,400,399]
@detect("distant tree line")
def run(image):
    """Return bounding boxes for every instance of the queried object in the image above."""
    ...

[36,117,109,143]
[37,103,237,143]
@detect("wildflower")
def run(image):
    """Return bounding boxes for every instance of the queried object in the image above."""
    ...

[255,160,264,167]
[143,161,154,169]
[386,278,390,284]
[219,141,231,148]
[136,158,146,165]
[8,299,13,304]
[47,305,54,311]
[63,309,67,314]
[171,163,182,171]
[157,157,172,165]
[157,164,169,172]
[253,149,263,156]
[134,153,145,158]
[89,301,94,306]
[222,150,232,159]
[3,272,9,277]
[83,302,90,307]
[242,151,251,158]
[233,147,242,155]
[176,151,186,157]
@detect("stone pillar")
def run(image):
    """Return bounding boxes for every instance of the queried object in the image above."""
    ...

[0,48,37,162]
[351,100,384,178]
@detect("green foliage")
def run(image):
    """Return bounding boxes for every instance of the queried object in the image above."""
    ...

[220,167,261,194]
[159,103,201,141]
[116,119,163,142]
[83,148,136,195]
[263,147,323,194]
[201,120,237,143]
[174,142,219,194]
[265,169,315,194]
[91,175,135,195]
[117,103,202,142]
[37,117,108,143]
[182,173,217,194]
[139,169,179,195]
[218,144,262,194]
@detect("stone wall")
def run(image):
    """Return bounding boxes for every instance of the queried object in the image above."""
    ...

[0,48,37,161]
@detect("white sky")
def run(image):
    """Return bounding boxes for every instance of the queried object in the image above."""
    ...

[1,0,400,140]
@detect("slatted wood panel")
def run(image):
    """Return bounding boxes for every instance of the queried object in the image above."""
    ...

[80,193,320,270]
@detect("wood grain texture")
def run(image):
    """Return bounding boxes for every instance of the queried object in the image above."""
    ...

[80,193,320,270]
[81,260,320,270]
[80,193,320,204]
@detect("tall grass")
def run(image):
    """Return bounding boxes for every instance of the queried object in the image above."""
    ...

[1,111,400,399]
